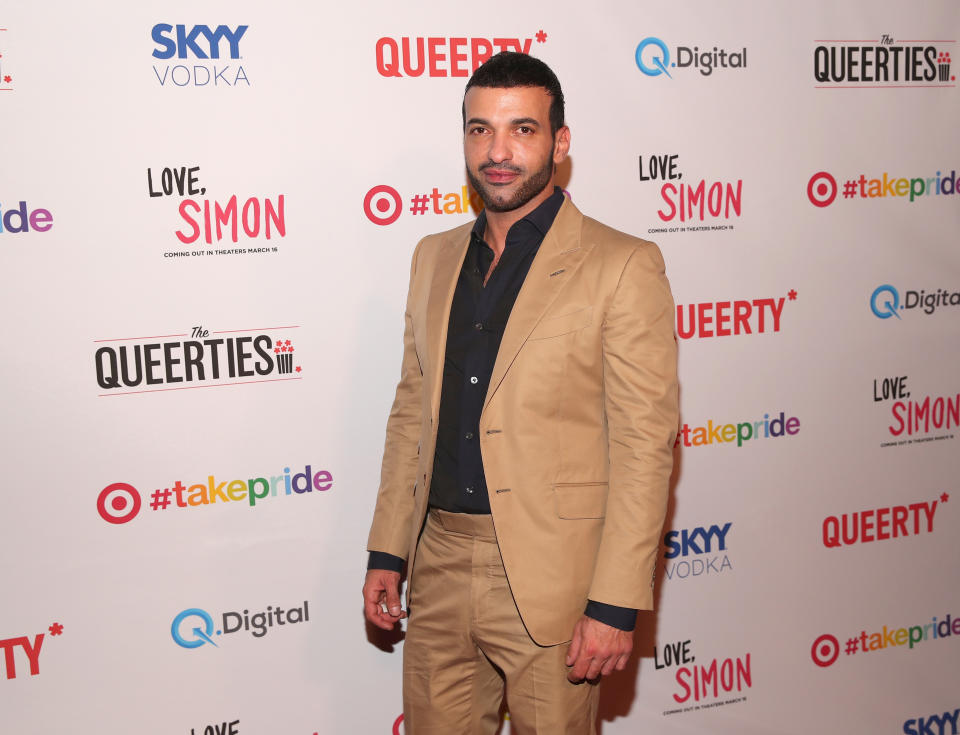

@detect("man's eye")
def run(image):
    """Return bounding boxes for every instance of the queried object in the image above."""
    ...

[470,127,487,135]
[517,127,533,134]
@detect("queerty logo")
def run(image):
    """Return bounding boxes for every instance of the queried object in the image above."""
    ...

[375,31,547,78]
[635,37,747,78]
[821,493,948,548]
[171,602,309,648]
[870,284,960,320]
[151,24,249,87]
[1,622,64,680]
[654,639,751,712]
[676,290,796,339]
[676,411,800,448]
[813,35,955,87]
[903,707,960,735]
[95,464,333,525]
[640,153,741,233]
[0,201,53,234]
[662,523,732,581]
[811,612,960,668]
[807,169,959,207]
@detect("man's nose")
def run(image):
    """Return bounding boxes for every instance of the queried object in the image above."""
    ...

[487,131,511,163]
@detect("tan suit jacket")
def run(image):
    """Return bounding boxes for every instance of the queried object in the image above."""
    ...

[367,198,678,646]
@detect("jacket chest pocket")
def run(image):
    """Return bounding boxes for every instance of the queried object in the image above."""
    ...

[528,307,592,340]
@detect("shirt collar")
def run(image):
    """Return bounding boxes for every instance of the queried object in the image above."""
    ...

[470,186,566,244]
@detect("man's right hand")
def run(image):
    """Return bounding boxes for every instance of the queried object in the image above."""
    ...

[363,569,407,630]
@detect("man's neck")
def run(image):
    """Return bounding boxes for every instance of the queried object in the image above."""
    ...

[482,184,556,257]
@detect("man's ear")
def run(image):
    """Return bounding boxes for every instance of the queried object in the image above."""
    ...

[553,126,571,164]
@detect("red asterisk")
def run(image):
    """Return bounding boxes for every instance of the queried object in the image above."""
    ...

[274,347,281,354]
[941,492,950,503]
[48,623,64,636]
[3,75,10,84]
[285,339,291,346]
[295,366,302,373]
[535,30,547,43]
[788,289,797,300]
[288,346,295,352]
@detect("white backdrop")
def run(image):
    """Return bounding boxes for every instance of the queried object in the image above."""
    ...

[2,1,959,733]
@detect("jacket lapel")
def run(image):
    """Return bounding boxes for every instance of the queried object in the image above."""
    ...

[482,198,589,415]
[425,227,470,415]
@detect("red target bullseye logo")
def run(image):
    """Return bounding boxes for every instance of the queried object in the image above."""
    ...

[807,171,837,208]
[364,185,403,226]
[810,633,839,667]
[392,714,404,735]
[96,482,142,525]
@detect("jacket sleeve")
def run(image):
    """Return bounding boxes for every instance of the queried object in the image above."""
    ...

[588,242,678,610]
[366,239,426,560]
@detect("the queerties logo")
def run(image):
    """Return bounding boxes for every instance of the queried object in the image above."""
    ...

[151,24,249,87]
[94,324,301,395]
[655,639,751,715]
[363,183,483,226]
[1,622,64,680]
[0,201,53,234]
[95,463,333,525]
[821,493,948,548]
[641,154,741,234]
[872,373,959,447]
[148,165,285,258]
[813,35,955,87]
[903,707,959,735]
[635,37,747,78]
[662,523,732,581]
[171,602,309,648]
[375,31,547,78]
[676,412,800,448]
[677,290,796,339]
[870,285,960,321]
[811,611,959,668]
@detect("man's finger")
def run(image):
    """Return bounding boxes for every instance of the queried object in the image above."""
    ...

[385,584,403,617]
[565,624,583,667]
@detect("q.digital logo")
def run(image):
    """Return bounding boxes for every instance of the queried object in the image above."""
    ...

[871,284,901,319]
[171,608,219,648]
[636,37,673,77]
[871,284,960,320]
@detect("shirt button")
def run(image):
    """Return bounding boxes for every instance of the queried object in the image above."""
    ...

[465,432,474,440]
[474,322,483,330]
[470,376,478,384]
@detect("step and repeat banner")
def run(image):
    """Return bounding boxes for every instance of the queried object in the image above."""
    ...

[2,1,958,733]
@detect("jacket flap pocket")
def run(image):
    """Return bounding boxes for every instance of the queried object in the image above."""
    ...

[528,307,592,340]
[554,482,608,519]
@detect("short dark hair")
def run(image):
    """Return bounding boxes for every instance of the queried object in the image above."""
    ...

[462,51,565,136]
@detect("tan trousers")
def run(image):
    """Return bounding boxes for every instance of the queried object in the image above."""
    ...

[403,509,599,734]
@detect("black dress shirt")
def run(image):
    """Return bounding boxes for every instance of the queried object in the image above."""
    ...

[369,188,636,631]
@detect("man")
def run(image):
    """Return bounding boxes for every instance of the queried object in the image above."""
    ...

[363,51,678,734]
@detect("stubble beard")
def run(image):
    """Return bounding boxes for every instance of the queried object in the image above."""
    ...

[467,154,554,213]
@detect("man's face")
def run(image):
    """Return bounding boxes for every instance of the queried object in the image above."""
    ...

[463,86,569,214]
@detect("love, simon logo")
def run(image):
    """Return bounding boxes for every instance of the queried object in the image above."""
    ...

[871,284,960,320]
[171,601,310,648]
[635,37,747,78]
[655,638,751,714]
[151,24,249,87]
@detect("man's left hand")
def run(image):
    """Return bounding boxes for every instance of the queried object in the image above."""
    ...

[565,615,634,682]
